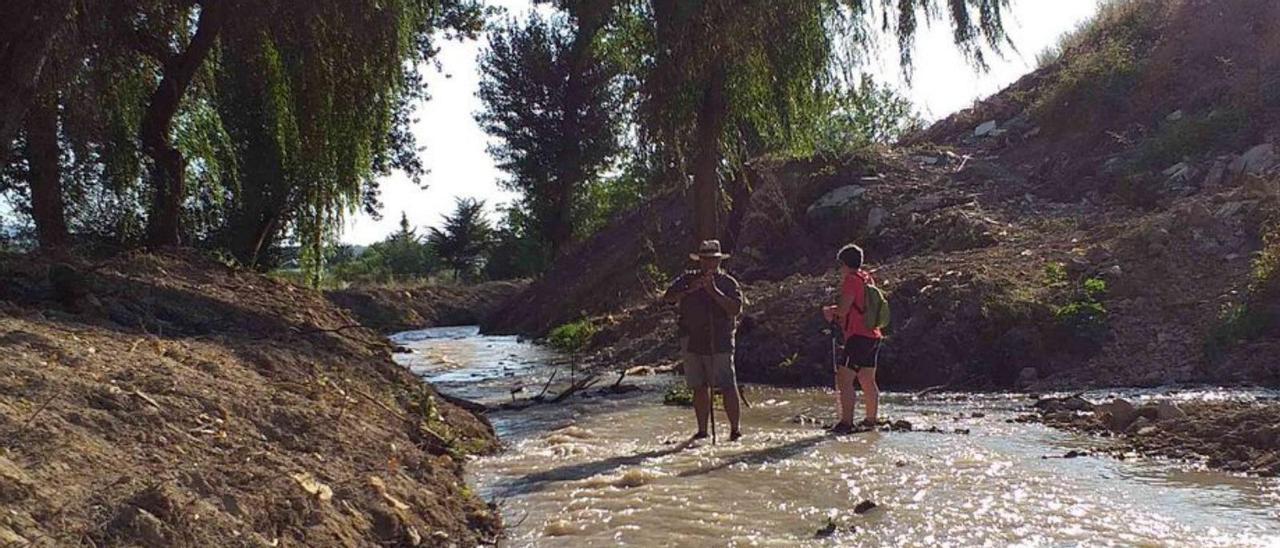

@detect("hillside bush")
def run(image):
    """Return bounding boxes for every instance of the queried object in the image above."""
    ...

[1206,222,1280,359]
[1131,109,1249,173]
[548,319,599,353]
[1032,0,1165,129]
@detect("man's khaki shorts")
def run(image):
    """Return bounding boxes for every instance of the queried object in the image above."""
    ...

[682,351,738,392]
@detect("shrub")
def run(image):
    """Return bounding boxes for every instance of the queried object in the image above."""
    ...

[1205,223,1280,359]
[1043,262,1069,288]
[1131,109,1248,173]
[1054,276,1110,344]
[1112,172,1165,209]
[662,384,694,406]
[1032,0,1164,129]
[547,319,599,353]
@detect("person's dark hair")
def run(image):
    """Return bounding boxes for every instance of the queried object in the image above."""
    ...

[837,244,864,269]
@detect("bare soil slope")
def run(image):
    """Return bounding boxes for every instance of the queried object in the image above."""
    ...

[0,252,499,546]
[328,280,527,334]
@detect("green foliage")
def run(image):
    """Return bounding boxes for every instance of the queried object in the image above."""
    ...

[547,319,598,353]
[1205,225,1280,359]
[1043,262,1069,288]
[1130,109,1248,172]
[1054,276,1110,339]
[576,169,647,238]
[476,11,626,255]
[640,262,669,290]
[429,197,495,281]
[662,384,694,407]
[484,205,552,281]
[328,213,438,284]
[634,0,1009,175]
[1031,0,1162,128]
[0,0,488,273]
[811,74,921,156]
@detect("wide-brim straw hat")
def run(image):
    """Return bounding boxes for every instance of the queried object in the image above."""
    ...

[689,239,731,261]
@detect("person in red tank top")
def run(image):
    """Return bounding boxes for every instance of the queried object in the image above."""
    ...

[822,244,883,433]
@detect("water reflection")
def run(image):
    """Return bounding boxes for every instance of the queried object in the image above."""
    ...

[396,327,1280,547]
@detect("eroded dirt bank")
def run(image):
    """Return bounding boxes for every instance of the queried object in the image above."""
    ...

[328,281,526,334]
[0,251,499,546]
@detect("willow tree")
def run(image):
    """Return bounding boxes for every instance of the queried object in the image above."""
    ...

[1,0,485,274]
[634,0,1011,241]
[213,0,485,275]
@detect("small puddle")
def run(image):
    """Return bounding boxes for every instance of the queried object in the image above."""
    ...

[394,327,1280,546]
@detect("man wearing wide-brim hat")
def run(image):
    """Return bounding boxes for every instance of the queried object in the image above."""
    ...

[662,239,746,441]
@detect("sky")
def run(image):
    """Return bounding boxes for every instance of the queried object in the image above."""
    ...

[342,0,1101,245]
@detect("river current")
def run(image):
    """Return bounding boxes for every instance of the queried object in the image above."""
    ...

[393,326,1280,547]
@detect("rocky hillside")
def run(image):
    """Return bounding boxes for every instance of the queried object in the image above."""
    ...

[0,252,500,546]
[328,280,526,334]
[486,0,1280,390]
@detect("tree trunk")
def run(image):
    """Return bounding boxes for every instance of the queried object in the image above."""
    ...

[549,7,609,257]
[0,0,72,166]
[23,93,69,250]
[692,62,728,243]
[140,1,228,247]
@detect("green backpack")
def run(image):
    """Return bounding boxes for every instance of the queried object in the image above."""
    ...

[861,283,891,331]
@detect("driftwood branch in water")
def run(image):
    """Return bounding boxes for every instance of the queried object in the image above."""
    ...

[533,367,559,401]
[551,375,600,403]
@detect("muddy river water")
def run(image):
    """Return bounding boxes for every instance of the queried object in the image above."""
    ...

[393,326,1280,547]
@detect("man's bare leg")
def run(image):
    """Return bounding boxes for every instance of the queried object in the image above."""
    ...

[693,385,711,436]
[723,384,741,434]
[857,367,879,423]
[836,366,857,426]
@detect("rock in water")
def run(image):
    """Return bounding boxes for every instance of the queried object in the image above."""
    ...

[814,519,837,539]
[853,500,878,515]
[1125,416,1153,436]
[1096,399,1136,432]
[1156,401,1187,421]
[891,420,913,432]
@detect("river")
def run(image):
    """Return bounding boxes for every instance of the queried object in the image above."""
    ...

[393,326,1280,547]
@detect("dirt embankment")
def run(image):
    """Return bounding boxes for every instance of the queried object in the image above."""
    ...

[0,251,500,546]
[328,281,526,334]
[1027,395,1280,477]
[488,0,1280,392]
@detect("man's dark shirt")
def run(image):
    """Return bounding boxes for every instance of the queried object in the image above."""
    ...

[664,270,743,355]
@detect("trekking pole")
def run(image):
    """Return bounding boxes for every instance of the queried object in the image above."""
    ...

[709,277,718,446]
[830,321,840,420]
[708,359,717,445]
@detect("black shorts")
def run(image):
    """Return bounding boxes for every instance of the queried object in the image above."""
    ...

[842,336,881,370]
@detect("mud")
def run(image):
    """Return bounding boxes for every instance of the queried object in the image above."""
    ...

[328,280,525,334]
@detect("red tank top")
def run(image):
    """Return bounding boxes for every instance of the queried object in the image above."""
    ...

[842,270,883,341]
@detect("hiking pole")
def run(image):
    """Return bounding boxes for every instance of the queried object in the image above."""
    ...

[828,321,842,424]
[708,359,717,445]
[707,271,719,445]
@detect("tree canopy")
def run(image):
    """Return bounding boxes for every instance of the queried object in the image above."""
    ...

[2,0,1011,285]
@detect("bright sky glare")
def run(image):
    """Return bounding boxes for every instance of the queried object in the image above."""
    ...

[343,0,1100,245]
